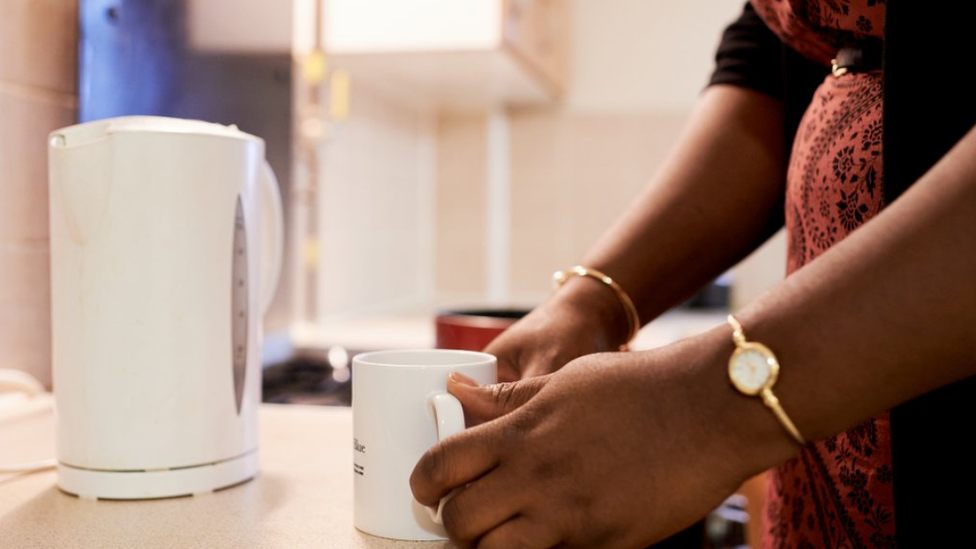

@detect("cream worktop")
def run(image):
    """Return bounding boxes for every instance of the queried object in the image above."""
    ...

[0,401,446,549]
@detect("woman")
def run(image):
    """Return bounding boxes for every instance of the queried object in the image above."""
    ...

[411,2,976,547]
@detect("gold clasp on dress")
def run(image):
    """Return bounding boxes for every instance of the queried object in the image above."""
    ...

[831,59,849,77]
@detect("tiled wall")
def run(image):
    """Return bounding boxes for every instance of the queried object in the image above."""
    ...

[430,109,694,308]
[503,108,787,305]
[305,0,785,321]
[434,112,489,302]
[506,109,690,302]
[431,0,782,310]
[314,86,436,321]
[0,0,78,387]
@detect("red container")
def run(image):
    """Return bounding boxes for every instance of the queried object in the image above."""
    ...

[434,309,530,351]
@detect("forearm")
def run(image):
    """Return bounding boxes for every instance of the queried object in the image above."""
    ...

[557,84,787,345]
[695,123,976,472]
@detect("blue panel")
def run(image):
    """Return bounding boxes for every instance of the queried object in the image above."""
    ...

[79,0,186,121]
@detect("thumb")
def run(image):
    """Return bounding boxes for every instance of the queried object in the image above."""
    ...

[447,372,549,423]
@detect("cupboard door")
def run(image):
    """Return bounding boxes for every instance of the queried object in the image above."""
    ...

[503,0,569,93]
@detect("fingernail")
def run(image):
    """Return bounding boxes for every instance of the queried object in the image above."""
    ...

[449,372,479,387]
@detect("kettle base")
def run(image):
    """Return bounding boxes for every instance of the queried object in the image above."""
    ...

[56,448,258,500]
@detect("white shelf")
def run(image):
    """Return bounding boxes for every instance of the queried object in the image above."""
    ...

[322,0,568,110]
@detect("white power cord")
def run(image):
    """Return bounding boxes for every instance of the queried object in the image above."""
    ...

[0,369,57,474]
[0,458,57,474]
[0,369,45,396]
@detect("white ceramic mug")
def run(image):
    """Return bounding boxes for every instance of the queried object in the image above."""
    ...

[352,349,497,540]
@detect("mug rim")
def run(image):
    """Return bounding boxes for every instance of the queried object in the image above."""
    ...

[353,349,496,368]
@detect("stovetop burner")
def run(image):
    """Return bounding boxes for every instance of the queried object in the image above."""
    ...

[262,349,359,407]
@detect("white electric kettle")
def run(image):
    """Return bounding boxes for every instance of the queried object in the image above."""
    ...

[47,116,283,499]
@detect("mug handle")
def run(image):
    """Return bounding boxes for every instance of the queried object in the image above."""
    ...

[426,392,466,525]
[258,160,284,313]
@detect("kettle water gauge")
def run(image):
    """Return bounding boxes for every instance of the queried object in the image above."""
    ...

[232,196,248,415]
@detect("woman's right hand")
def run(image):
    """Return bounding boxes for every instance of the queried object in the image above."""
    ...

[484,276,634,382]
[414,331,798,548]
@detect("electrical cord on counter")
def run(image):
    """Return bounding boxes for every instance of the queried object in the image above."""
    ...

[0,368,45,396]
[0,458,57,474]
[0,368,57,474]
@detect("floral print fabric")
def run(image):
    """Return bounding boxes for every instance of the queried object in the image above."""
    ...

[747,1,896,548]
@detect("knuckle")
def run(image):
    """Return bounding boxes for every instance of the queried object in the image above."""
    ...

[411,446,451,503]
[490,377,542,412]
[426,446,453,487]
[490,382,517,410]
[511,383,534,407]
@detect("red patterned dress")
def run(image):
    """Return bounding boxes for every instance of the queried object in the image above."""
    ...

[747,1,895,548]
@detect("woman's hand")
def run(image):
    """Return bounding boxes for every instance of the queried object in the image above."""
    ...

[482,304,611,382]
[484,277,633,382]
[412,331,798,548]
[484,87,791,384]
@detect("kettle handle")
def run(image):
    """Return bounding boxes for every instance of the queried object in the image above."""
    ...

[259,161,284,313]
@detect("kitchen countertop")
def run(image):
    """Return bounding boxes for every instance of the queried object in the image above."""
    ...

[282,308,728,355]
[0,399,447,549]
[1,309,730,548]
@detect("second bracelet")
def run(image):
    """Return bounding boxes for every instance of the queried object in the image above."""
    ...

[552,265,641,351]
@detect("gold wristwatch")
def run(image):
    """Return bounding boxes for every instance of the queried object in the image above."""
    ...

[727,315,806,446]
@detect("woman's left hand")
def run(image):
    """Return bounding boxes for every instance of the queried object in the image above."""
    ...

[410,332,798,548]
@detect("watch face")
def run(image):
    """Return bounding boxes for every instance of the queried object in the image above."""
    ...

[729,342,779,396]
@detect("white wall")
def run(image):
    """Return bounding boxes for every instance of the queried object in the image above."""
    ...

[497,0,775,303]
[0,0,79,387]
[314,87,436,321]
[326,0,500,52]
[567,0,746,113]
[186,0,294,53]
[313,0,785,320]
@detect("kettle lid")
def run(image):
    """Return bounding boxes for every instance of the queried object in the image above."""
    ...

[49,116,259,148]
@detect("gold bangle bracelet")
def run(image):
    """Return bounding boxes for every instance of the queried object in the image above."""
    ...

[552,266,641,351]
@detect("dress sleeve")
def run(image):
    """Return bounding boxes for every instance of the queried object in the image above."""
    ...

[707,2,784,99]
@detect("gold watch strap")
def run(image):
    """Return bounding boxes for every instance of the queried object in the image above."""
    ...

[728,315,807,446]
[760,388,806,446]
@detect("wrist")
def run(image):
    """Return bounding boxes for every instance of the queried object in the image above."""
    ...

[681,327,801,478]
[546,274,634,352]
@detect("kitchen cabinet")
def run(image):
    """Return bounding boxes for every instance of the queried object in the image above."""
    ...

[323,0,569,110]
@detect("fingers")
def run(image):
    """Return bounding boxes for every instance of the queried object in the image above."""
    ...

[475,515,562,549]
[438,466,522,546]
[410,422,502,507]
[448,373,549,422]
[413,375,548,520]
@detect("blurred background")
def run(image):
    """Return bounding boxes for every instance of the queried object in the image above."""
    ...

[0,0,786,392]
